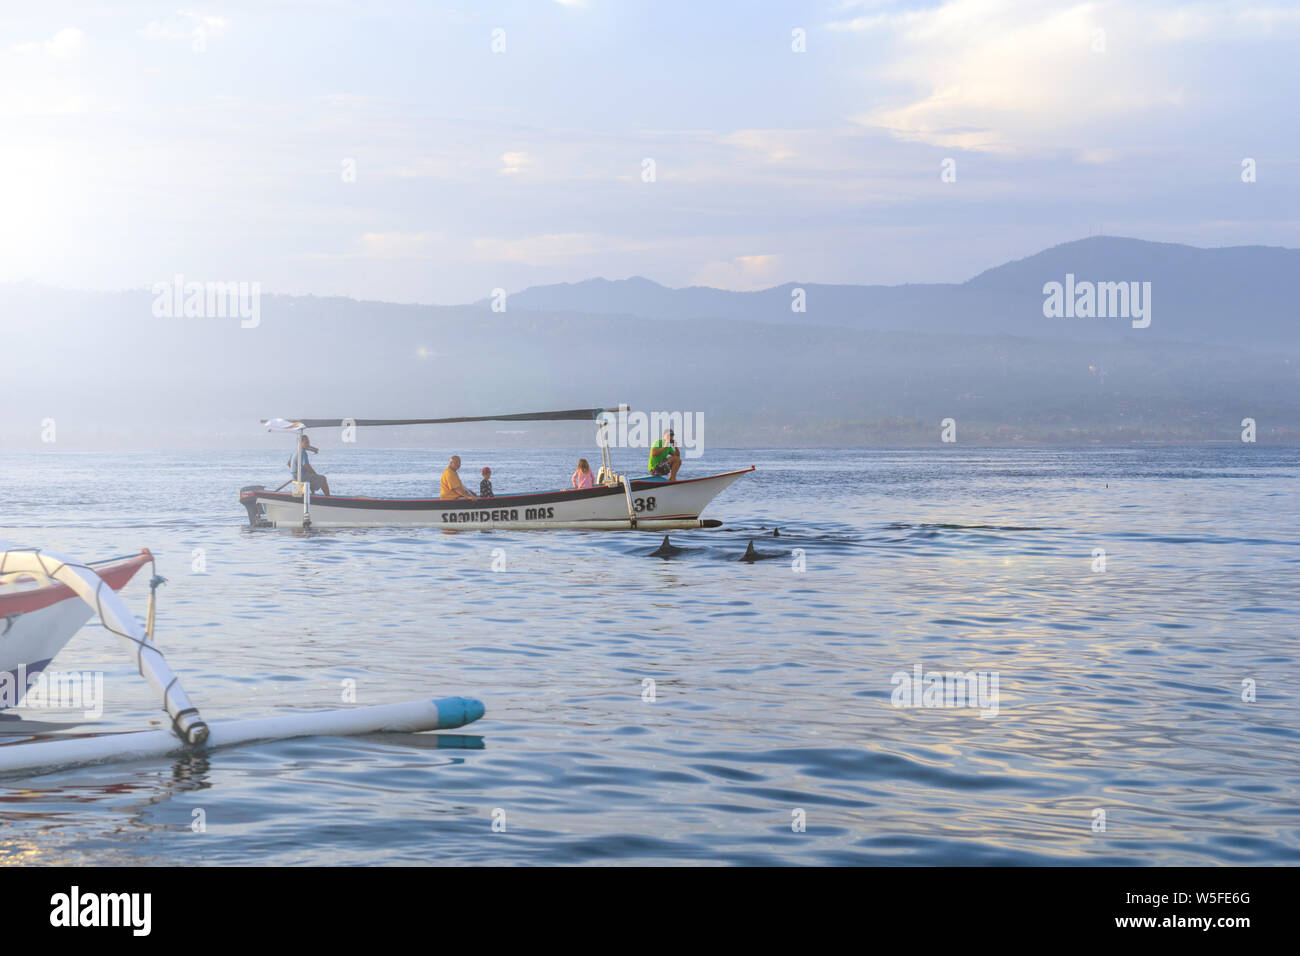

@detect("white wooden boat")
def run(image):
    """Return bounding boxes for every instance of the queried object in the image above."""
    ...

[0,543,484,776]
[239,406,754,530]
[242,468,753,530]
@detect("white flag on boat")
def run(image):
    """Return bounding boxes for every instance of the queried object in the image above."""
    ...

[262,418,305,432]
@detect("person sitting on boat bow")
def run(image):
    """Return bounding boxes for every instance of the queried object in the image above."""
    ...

[440,456,477,500]
[288,433,331,496]
[648,429,681,481]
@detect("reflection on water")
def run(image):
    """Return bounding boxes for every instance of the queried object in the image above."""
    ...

[0,446,1297,864]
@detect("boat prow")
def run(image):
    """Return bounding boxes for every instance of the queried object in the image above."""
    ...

[1,549,153,704]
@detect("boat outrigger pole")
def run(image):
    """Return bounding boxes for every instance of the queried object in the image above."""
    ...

[0,545,486,777]
[0,548,209,747]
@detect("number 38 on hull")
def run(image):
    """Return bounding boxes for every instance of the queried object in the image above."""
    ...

[240,467,754,530]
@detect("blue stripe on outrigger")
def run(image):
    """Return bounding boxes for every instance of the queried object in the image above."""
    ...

[433,697,486,728]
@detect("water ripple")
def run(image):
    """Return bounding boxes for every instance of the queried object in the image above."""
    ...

[1,446,1297,864]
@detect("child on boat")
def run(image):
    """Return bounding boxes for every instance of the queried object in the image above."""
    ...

[571,458,594,490]
[480,467,494,498]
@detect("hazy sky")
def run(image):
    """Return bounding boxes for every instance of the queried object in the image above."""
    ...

[1,0,1296,304]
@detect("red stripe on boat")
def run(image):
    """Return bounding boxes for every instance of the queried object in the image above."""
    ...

[0,551,152,617]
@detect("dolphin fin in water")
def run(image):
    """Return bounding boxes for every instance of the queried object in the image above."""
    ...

[740,539,786,562]
[650,535,683,558]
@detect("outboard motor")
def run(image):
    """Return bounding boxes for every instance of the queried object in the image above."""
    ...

[239,485,270,527]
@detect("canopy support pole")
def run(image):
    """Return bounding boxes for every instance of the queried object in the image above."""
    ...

[620,475,638,530]
[295,426,311,528]
[595,417,617,487]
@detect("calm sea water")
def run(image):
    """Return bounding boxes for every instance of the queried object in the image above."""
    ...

[0,446,1296,865]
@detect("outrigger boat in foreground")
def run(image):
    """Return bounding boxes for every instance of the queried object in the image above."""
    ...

[239,406,754,530]
[0,543,484,777]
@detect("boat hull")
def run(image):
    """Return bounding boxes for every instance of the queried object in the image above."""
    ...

[241,467,754,530]
[0,552,151,708]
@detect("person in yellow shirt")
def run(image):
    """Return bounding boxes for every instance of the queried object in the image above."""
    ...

[440,455,477,500]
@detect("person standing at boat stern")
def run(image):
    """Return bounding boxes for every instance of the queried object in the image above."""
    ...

[648,429,681,480]
[480,467,494,498]
[440,456,477,500]
[288,433,331,496]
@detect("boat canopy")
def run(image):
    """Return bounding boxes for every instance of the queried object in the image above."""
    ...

[262,406,625,430]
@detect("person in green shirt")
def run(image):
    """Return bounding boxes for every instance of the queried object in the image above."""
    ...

[648,428,681,480]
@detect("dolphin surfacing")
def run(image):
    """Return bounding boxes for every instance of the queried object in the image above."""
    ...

[740,539,786,562]
[650,535,684,558]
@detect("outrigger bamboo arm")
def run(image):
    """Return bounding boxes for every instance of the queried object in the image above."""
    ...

[0,697,483,778]
[0,549,209,746]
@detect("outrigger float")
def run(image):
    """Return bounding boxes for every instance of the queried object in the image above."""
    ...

[239,406,754,530]
[0,543,484,777]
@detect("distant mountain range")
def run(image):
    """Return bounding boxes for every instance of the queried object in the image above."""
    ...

[1,237,1297,448]
[480,237,1300,349]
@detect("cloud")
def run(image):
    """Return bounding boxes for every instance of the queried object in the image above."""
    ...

[838,0,1300,153]
[472,233,604,264]
[143,13,228,49]
[691,254,781,291]
[302,232,446,260]
[722,129,800,163]
[1075,147,1116,164]
[499,151,532,175]
[11,27,87,58]
[2,29,92,117]
[315,231,635,268]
